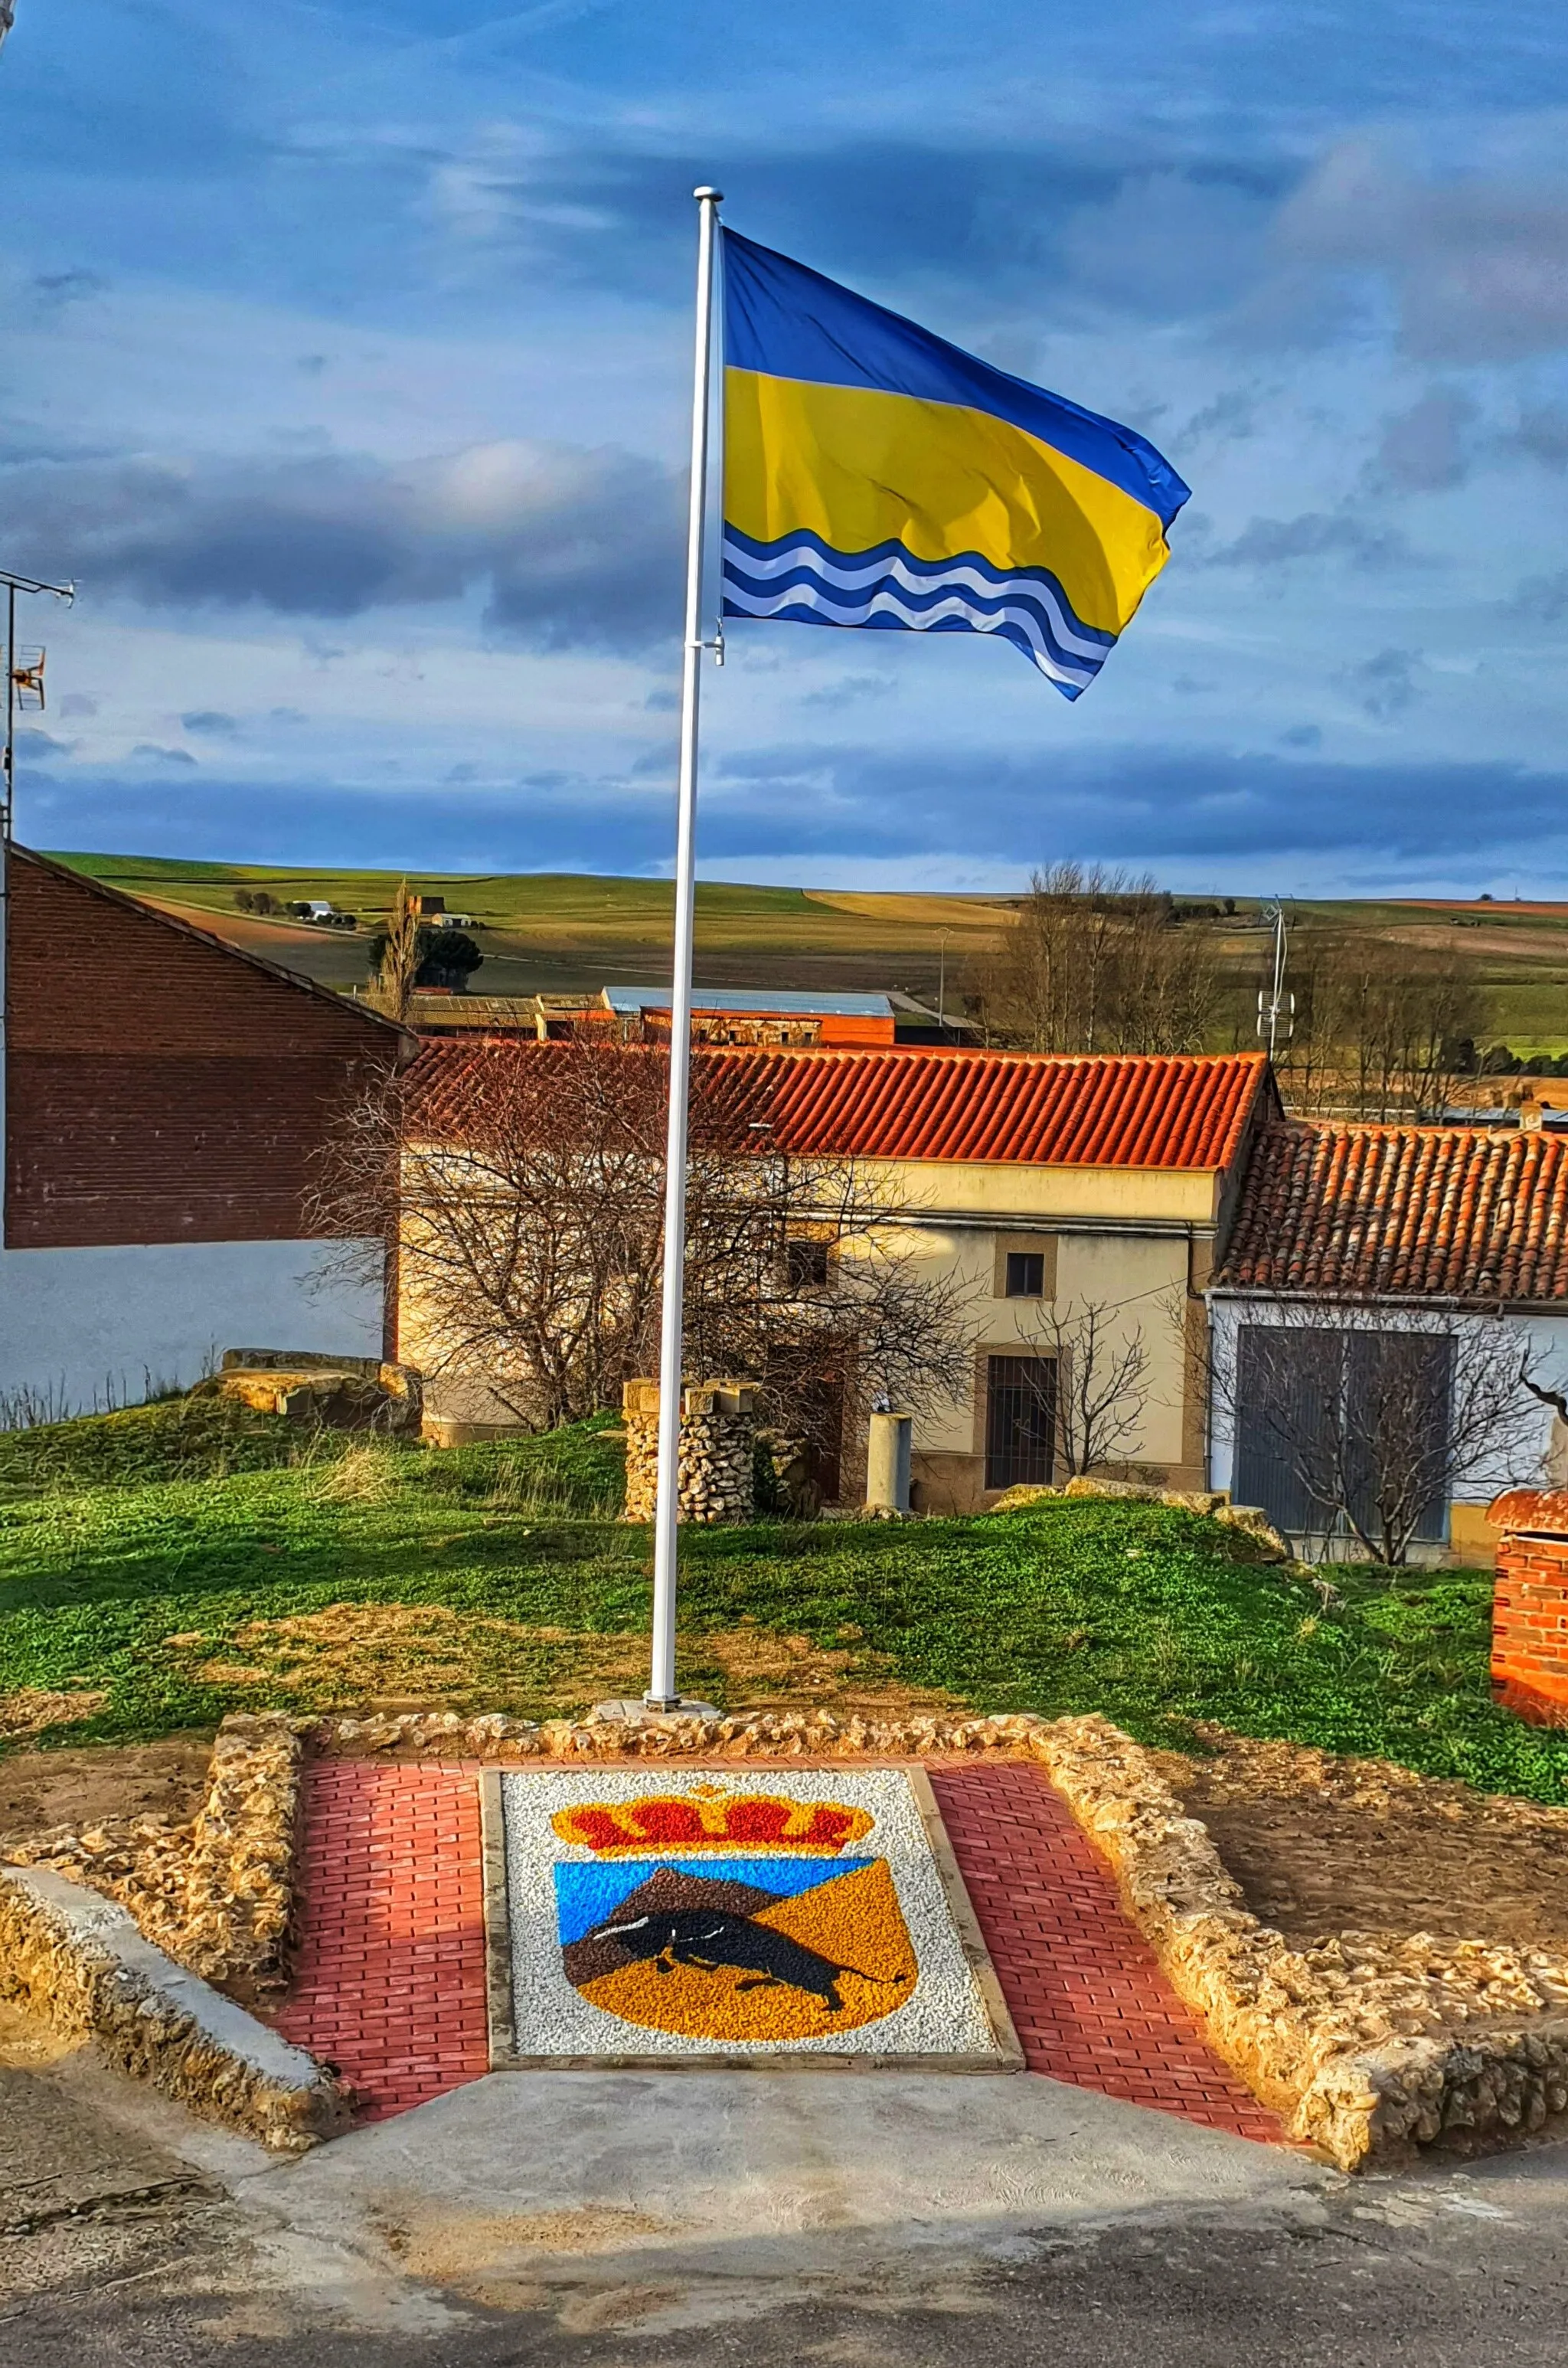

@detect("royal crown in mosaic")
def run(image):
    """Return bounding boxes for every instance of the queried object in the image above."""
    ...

[549,1788,874,1856]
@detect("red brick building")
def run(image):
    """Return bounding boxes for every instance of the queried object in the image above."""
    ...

[1,845,407,1405]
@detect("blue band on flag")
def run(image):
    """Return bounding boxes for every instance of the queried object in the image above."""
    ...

[723,230,1189,531]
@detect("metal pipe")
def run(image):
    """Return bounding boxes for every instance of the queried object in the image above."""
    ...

[646,185,723,1711]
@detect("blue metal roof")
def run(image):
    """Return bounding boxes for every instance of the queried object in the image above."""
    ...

[602,985,893,1019]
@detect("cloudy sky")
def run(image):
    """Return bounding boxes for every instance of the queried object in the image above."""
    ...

[1,1,1566,893]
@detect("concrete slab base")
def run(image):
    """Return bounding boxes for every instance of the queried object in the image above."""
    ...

[589,1697,721,1722]
[234,2068,1327,2331]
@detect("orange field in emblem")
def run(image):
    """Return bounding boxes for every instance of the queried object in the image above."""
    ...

[576,1859,917,2042]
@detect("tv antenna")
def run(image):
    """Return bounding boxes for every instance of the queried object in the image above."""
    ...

[2,567,75,842]
[1256,898,1295,1061]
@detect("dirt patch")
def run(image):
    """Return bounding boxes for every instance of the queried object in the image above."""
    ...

[0,1690,107,1741]
[177,1604,649,1714]
[0,1735,212,1858]
[1156,1729,1568,1959]
[165,1605,958,1723]
[693,1624,956,1717]
[377,2203,675,2286]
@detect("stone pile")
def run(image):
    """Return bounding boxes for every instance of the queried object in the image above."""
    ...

[199,1355,423,1433]
[622,1379,757,1524]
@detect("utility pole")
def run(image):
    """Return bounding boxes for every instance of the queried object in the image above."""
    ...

[2,566,74,842]
[1,565,74,1258]
[1256,898,1294,1063]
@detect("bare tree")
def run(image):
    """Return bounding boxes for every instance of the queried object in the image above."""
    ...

[1214,1303,1550,1565]
[977,864,1220,1055]
[312,1041,974,1467]
[366,881,423,1022]
[1274,934,1480,1122]
[1004,1298,1152,1477]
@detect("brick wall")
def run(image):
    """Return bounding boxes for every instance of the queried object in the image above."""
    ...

[5,849,400,1248]
[1491,1499,1568,1727]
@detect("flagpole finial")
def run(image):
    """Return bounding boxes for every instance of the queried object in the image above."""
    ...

[693,185,723,202]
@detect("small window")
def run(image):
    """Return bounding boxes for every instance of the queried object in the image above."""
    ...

[786,1238,831,1292]
[1004,1250,1046,1299]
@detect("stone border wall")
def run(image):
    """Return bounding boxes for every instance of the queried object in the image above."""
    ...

[4,1712,306,2001]
[1031,1715,1568,2170]
[328,1705,1568,2168]
[10,1700,1564,2170]
[0,1865,350,2152]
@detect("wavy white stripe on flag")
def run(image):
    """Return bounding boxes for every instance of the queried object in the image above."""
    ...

[723,531,1113,668]
[720,533,1108,692]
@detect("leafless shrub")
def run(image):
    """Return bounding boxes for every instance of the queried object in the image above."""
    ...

[1004,1298,1154,1477]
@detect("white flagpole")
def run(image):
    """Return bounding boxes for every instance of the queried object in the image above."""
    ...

[646,184,723,1711]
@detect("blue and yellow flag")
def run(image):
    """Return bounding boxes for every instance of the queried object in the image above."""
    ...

[720,231,1189,697]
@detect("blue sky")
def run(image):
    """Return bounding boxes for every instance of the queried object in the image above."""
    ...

[2,1,1566,893]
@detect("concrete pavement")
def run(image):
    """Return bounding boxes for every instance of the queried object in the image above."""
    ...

[231,2067,1323,2329]
[4,2028,1567,2364]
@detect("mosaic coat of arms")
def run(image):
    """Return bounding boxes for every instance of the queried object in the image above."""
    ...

[496,1768,1017,2066]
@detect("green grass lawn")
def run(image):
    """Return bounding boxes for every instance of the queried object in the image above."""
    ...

[1,1403,1566,1803]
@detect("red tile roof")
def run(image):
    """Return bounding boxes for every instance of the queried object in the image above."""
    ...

[408,1040,1271,1171]
[1216,1121,1568,1302]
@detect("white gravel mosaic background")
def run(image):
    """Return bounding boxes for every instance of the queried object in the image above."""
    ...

[500,1766,1002,2059]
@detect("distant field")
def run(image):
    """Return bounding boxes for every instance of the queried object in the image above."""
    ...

[46,852,1568,1053]
[51,852,1016,1006]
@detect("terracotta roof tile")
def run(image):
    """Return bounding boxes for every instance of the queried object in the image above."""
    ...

[407,1040,1270,1171]
[1215,1121,1568,1303]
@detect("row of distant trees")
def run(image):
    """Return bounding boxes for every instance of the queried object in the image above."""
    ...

[969,865,1527,1122]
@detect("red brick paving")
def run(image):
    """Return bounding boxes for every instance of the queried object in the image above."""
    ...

[275,1755,1279,2142]
[271,1761,491,2120]
[932,1761,1282,2141]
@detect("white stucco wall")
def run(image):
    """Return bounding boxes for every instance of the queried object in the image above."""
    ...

[0,1237,386,1413]
[843,1217,1192,1468]
[1207,1294,1568,1508]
